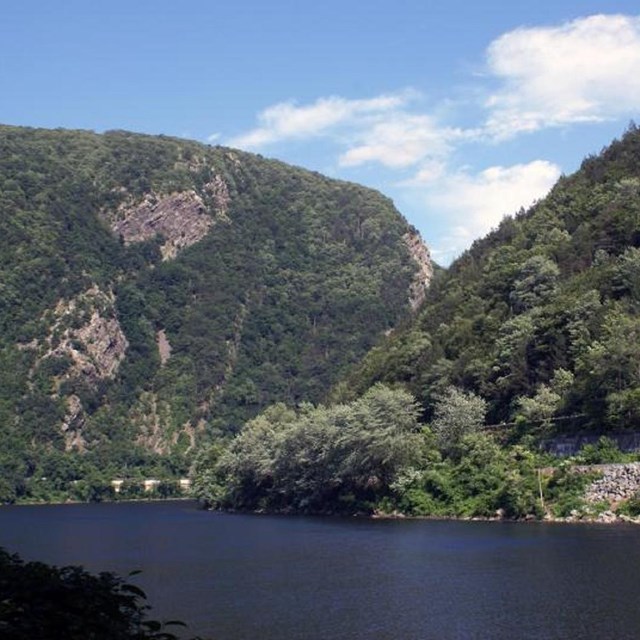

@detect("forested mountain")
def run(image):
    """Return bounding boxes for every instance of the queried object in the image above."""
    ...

[0,125,430,501]
[191,125,640,520]
[336,124,640,438]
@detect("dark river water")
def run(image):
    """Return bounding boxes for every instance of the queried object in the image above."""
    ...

[1,500,639,639]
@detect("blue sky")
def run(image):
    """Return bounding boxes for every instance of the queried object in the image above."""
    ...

[2,1,640,263]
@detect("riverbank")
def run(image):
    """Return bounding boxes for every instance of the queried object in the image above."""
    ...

[372,510,640,525]
[5,494,640,526]
[200,502,640,526]
[4,496,193,507]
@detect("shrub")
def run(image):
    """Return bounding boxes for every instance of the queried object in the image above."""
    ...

[618,491,640,517]
[0,548,204,640]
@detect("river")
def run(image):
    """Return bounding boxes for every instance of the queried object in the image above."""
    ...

[1,501,639,639]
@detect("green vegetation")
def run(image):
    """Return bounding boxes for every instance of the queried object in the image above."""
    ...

[193,125,640,520]
[194,385,422,513]
[0,124,420,502]
[4,121,640,514]
[194,384,631,519]
[543,465,600,518]
[336,124,640,442]
[618,491,640,517]
[0,548,205,640]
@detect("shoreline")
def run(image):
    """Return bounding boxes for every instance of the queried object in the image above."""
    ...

[369,511,640,526]
[204,505,640,526]
[2,496,194,507]
[6,498,639,526]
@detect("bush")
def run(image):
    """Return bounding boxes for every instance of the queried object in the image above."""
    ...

[545,466,599,517]
[576,437,626,464]
[0,548,205,640]
[618,491,640,517]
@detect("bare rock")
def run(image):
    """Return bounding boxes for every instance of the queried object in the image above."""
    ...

[204,174,231,220]
[33,286,129,451]
[597,510,618,523]
[43,286,129,384]
[403,231,433,311]
[131,391,204,454]
[60,394,87,452]
[584,463,640,505]
[157,329,172,366]
[108,188,228,260]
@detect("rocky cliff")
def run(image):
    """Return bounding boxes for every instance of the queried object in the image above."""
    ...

[403,231,433,311]
[0,124,431,470]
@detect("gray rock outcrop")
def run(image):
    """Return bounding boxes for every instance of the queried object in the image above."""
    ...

[403,231,433,311]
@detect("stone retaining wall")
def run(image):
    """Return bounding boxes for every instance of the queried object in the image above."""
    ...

[582,463,640,504]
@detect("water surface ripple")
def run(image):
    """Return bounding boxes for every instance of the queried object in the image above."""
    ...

[1,501,639,639]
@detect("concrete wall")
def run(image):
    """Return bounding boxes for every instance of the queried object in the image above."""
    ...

[540,433,640,457]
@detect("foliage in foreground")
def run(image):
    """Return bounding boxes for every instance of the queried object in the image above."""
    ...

[0,548,204,640]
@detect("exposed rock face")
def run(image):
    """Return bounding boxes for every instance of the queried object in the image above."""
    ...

[205,174,231,220]
[157,330,172,366]
[133,392,167,454]
[403,231,433,311]
[132,392,204,454]
[60,395,87,452]
[43,286,129,384]
[35,286,129,451]
[109,188,225,260]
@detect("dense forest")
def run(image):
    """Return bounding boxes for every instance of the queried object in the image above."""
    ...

[194,125,640,520]
[4,123,640,517]
[0,125,427,503]
[338,123,640,435]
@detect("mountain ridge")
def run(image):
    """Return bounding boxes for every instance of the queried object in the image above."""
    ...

[0,124,430,502]
[335,123,640,438]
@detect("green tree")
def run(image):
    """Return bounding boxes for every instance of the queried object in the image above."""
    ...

[207,385,421,513]
[510,255,560,312]
[431,386,487,452]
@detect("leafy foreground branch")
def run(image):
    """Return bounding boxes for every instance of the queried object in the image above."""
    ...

[0,548,206,640]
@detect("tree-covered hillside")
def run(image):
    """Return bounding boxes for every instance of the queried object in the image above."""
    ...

[191,126,640,522]
[335,124,640,439]
[0,125,428,501]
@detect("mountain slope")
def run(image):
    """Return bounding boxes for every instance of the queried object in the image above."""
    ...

[335,124,640,438]
[0,125,430,495]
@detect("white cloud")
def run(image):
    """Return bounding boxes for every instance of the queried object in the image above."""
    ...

[228,93,411,149]
[207,132,221,143]
[485,14,640,138]
[422,160,561,260]
[222,14,640,261]
[338,114,467,169]
[228,91,473,171]
[399,159,448,185]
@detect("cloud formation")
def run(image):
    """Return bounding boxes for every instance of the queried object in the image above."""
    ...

[227,14,640,155]
[338,113,467,169]
[485,14,640,138]
[228,93,410,149]
[424,161,562,261]
[222,13,640,261]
